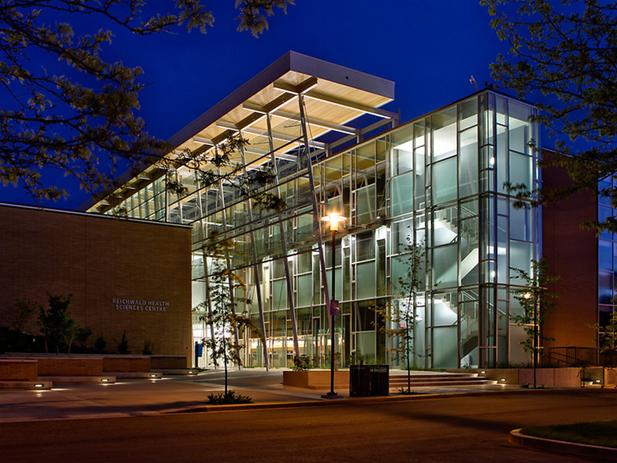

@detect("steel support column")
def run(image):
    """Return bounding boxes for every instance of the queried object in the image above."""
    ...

[297,95,331,330]
[265,114,300,360]
[237,130,271,370]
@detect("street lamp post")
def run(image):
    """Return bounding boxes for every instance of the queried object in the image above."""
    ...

[533,290,539,389]
[321,211,344,399]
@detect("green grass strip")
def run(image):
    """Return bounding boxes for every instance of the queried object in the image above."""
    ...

[522,421,617,448]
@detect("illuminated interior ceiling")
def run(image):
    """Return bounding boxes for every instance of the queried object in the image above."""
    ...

[88,51,396,212]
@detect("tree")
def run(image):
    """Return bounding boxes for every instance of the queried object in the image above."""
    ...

[483,0,617,231]
[162,132,286,211]
[374,235,423,394]
[0,0,294,201]
[118,330,129,354]
[510,259,557,380]
[599,311,617,358]
[38,294,88,353]
[194,241,252,397]
[11,298,37,334]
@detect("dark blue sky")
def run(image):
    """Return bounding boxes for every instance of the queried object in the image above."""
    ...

[1,0,506,210]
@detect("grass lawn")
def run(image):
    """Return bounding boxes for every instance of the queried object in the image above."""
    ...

[522,421,617,448]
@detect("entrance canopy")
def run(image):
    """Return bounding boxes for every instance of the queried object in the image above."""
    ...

[88,51,396,213]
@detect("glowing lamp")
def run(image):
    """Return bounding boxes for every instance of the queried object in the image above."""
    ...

[322,211,345,232]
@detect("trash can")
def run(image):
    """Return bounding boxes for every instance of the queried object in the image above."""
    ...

[369,364,389,396]
[349,365,371,397]
[349,364,389,397]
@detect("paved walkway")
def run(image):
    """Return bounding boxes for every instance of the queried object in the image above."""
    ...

[0,369,519,423]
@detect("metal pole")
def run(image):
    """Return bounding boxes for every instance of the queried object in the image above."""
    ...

[331,230,336,395]
[324,228,338,399]
[533,290,538,389]
[236,131,270,371]
[265,114,300,361]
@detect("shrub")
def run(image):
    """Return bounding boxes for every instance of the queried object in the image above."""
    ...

[94,336,107,353]
[143,339,153,355]
[118,331,129,354]
[207,390,252,405]
[292,354,312,371]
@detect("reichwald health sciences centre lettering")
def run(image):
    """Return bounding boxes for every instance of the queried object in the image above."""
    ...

[113,298,170,312]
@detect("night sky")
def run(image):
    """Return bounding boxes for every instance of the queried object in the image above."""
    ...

[0,0,507,210]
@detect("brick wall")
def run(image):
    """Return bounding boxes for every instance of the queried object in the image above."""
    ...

[0,205,192,365]
[542,155,598,350]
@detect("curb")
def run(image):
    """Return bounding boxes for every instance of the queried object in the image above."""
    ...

[163,388,545,414]
[509,428,617,461]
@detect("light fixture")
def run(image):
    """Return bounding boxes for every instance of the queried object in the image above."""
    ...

[100,378,110,384]
[33,383,44,389]
[321,211,345,232]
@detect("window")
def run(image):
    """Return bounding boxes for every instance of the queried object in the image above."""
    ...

[297,274,312,307]
[356,231,375,261]
[390,172,413,216]
[357,261,376,299]
[433,157,457,205]
[272,280,287,310]
[391,219,413,254]
[433,244,457,288]
[508,101,532,154]
[356,185,375,225]
[392,143,413,175]
[432,108,457,162]
[459,126,478,197]
[510,151,532,191]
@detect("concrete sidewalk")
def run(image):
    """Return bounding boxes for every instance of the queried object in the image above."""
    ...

[0,369,520,423]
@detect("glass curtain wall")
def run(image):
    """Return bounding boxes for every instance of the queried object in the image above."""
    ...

[109,90,539,369]
[599,176,616,346]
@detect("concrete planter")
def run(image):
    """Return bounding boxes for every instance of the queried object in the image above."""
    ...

[103,355,151,373]
[150,355,189,369]
[518,367,581,387]
[283,370,349,389]
[0,359,38,381]
[1,354,105,376]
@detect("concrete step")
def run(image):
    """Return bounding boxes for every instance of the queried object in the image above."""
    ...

[390,374,482,382]
[390,372,480,378]
[390,379,495,387]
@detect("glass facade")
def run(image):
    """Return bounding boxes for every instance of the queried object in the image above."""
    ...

[598,176,616,333]
[102,90,540,369]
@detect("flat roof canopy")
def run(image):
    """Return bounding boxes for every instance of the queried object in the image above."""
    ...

[88,51,396,211]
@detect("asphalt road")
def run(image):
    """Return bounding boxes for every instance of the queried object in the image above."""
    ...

[1,390,615,463]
